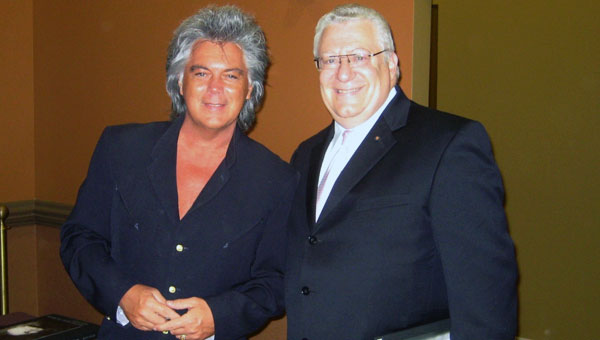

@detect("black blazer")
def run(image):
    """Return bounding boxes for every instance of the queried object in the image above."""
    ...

[285,87,518,340]
[61,116,298,340]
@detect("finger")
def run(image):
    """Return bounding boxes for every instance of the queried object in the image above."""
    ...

[155,316,187,332]
[151,289,167,304]
[170,325,187,336]
[153,303,181,321]
[127,305,163,329]
[135,314,165,329]
[167,297,200,310]
[176,330,207,340]
[172,328,207,339]
[136,300,174,326]
[157,309,181,323]
[131,322,154,332]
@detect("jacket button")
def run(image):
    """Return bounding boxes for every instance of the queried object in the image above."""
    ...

[176,244,184,252]
[308,235,318,245]
[168,286,176,293]
[301,286,310,295]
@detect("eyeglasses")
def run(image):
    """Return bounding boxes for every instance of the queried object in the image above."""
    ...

[314,50,388,70]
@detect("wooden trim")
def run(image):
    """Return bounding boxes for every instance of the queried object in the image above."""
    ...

[429,4,439,109]
[412,0,432,105]
[0,200,72,228]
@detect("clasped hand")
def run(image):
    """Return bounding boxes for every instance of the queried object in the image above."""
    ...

[119,284,215,340]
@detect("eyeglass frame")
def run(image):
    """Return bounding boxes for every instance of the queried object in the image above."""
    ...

[313,49,389,70]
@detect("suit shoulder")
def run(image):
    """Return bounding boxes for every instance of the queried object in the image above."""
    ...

[240,136,297,179]
[405,101,491,140]
[98,121,171,163]
[408,102,473,129]
[406,102,495,154]
[295,125,331,152]
[237,137,299,199]
[104,121,170,143]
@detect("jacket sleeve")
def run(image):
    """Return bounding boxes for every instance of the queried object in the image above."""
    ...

[204,170,299,340]
[60,127,136,318]
[429,121,518,339]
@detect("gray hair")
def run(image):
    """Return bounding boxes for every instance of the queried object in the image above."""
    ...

[166,5,268,131]
[314,4,400,80]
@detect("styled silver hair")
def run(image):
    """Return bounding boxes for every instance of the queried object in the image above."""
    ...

[166,5,268,131]
[313,4,400,80]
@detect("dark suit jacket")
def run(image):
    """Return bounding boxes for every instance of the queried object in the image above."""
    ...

[60,116,298,340]
[285,87,518,340]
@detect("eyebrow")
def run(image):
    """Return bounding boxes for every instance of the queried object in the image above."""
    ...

[224,68,245,75]
[189,65,208,72]
[321,48,370,56]
[189,65,245,75]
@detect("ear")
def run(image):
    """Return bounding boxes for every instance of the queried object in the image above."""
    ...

[178,75,184,96]
[246,84,253,100]
[388,52,399,75]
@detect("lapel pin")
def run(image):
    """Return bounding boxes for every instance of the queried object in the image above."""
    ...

[374,136,381,141]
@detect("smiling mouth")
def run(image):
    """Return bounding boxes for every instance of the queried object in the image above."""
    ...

[335,87,361,94]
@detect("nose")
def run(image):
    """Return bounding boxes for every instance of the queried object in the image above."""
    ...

[208,75,224,93]
[336,56,354,82]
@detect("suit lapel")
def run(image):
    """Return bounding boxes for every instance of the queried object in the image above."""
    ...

[315,121,396,225]
[147,116,183,224]
[315,86,411,227]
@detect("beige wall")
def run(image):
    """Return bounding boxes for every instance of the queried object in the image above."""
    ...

[1,0,39,321]
[0,0,35,201]
[433,1,599,339]
[7,225,38,316]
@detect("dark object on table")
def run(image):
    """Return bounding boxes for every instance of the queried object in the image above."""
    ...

[0,314,98,340]
[375,319,450,340]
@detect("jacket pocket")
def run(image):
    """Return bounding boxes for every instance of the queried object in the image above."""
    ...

[354,194,411,212]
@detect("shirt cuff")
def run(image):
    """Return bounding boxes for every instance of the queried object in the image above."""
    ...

[116,305,130,326]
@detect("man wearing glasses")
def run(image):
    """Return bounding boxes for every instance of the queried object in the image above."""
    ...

[284,4,518,340]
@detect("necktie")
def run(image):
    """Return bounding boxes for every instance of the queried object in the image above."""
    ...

[316,130,350,219]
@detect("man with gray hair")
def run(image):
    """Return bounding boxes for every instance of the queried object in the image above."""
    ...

[61,5,296,340]
[285,4,517,339]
